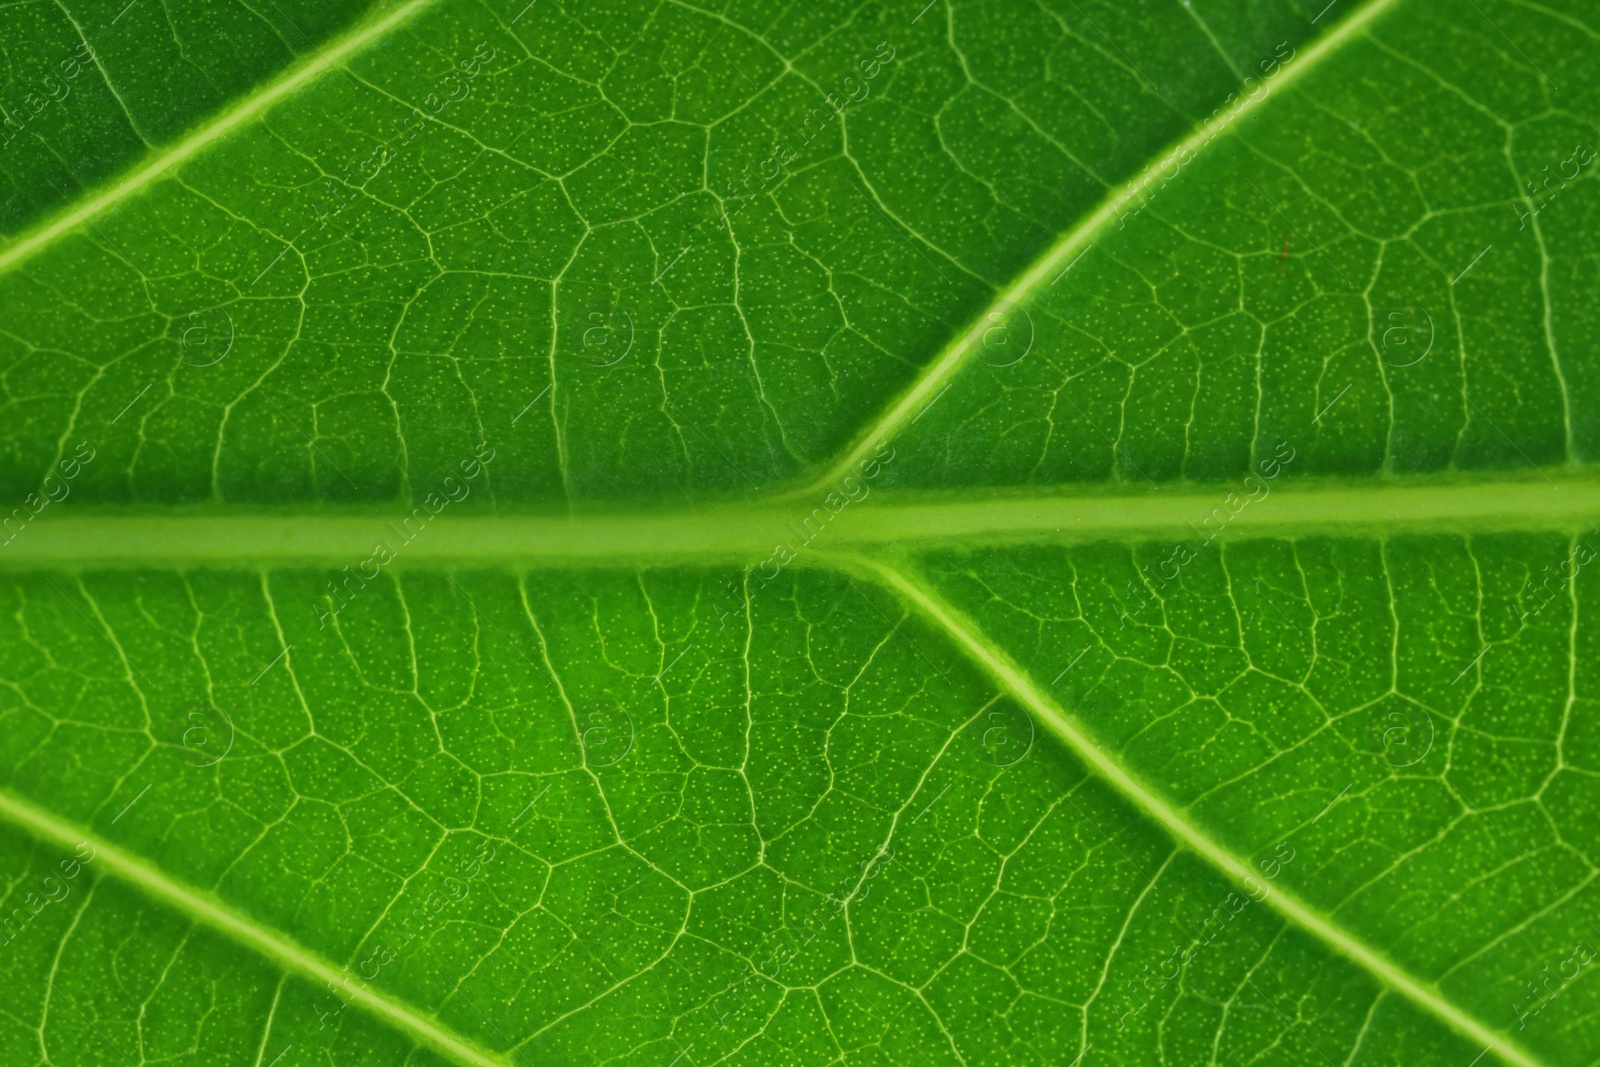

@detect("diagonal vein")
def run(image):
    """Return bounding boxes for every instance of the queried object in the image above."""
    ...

[0,0,445,276]
[0,788,512,1067]
[796,0,1407,499]
[844,555,1548,1067]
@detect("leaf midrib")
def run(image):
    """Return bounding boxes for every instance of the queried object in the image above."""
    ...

[0,789,511,1067]
[7,471,1596,567]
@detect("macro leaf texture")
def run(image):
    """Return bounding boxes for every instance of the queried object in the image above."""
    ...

[0,0,1598,1065]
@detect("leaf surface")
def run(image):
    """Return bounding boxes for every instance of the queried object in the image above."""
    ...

[0,2,1596,1066]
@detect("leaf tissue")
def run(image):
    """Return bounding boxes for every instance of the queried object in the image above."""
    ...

[0,1,1597,1065]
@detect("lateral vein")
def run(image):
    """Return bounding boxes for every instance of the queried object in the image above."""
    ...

[0,789,512,1067]
[0,0,444,276]
[849,556,1547,1067]
[800,0,1407,497]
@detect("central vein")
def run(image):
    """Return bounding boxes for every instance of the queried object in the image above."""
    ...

[5,471,1594,567]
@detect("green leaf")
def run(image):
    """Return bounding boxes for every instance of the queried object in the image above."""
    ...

[0,2,1595,1066]
[0,0,381,237]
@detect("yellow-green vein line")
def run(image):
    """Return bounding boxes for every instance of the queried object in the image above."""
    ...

[848,556,1547,1067]
[6,471,1597,567]
[0,789,512,1067]
[0,0,444,276]
[800,0,1406,498]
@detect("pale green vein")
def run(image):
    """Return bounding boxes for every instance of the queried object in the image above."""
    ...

[4,470,1596,567]
[849,555,1547,1067]
[799,0,1408,498]
[0,0,444,275]
[0,788,512,1067]
[51,0,151,148]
